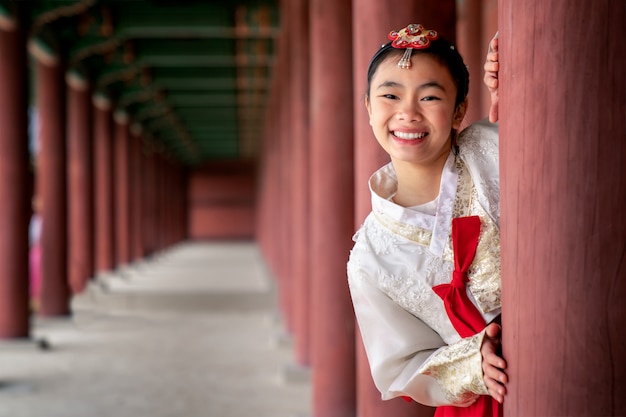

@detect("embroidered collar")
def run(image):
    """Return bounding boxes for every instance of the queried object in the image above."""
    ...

[369,153,458,256]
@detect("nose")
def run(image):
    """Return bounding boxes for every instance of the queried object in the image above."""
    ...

[397,100,422,122]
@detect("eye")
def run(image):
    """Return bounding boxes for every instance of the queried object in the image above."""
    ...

[421,95,440,102]
[380,93,398,100]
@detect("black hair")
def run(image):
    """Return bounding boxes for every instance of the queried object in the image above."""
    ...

[366,37,470,108]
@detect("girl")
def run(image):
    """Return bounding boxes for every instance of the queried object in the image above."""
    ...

[347,24,506,416]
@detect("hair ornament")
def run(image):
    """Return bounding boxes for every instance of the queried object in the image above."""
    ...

[388,23,438,69]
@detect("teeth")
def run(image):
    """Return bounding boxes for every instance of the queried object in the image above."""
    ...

[394,131,426,140]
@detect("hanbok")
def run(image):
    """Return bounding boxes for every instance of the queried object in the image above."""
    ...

[347,120,502,416]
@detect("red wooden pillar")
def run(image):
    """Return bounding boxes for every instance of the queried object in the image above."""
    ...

[265,1,294,324]
[151,150,159,253]
[175,164,183,243]
[262,83,281,283]
[170,163,180,244]
[129,124,143,261]
[113,110,130,266]
[174,163,184,243]
[169,162,178,245]
[179,165,185,243]
[456,0,485,125]
[273,6,294,331]
[36,58,70,317]
[0,19,30,337]
[177,166,187,242]
[256,80,279,276]
[172,163,181,244]
[163,160,172,246]
[352,2,456,416]
[286,0,311,367]
[499,1,626,415]
[66,73,93,294]
[158,153,165,251]
[142,143,156,256]
[93,94,115,274]
[309,0,355,415]
[154,152,165,251]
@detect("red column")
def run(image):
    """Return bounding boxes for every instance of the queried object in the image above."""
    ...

[163,160,173,246]
[273,7,294,331]
[169,162,177,245]
[142,143,156,256]
[264,85,282,287]
[254,4,291,326]
[352,2,456,416]
[456,0,485,125]
[256,78,280,277]
[286,0,311,367]
[151,147,158,251]
[309,0,355,415]
[113,110,130,266]
[155,151,164,252]
[93,94,115,274]
[0,20,30,337]
[177,167,187,242]
[177,166,186,242]
[37,59,70,317]
[499,1,626,415]
[161,158,169,247]
[480,0,498,114]
[129,124,143,260]
[66,73,93,294]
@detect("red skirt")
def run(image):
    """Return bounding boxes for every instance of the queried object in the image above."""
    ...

[435,395,502,417]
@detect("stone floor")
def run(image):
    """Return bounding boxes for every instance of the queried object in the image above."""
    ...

[0,241,311,417]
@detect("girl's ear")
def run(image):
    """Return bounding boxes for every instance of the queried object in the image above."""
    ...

[452,98,468,130]
[365,95,372,117]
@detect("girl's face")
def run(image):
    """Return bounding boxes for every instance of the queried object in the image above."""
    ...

[366,52,466,169]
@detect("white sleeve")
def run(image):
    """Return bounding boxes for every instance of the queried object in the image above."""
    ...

[348,267,488,407]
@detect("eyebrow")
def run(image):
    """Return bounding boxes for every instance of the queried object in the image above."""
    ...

[376,80,446,92]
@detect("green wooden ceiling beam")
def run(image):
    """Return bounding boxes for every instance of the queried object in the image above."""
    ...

[23,0,279,166]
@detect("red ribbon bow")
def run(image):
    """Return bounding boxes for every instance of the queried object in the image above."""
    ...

[432,216,486,338]
[401,216,500,414]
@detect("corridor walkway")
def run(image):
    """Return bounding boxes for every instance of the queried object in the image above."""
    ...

[0,242,311,417]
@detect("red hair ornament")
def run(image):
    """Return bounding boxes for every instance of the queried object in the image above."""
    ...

[388,23,438,69]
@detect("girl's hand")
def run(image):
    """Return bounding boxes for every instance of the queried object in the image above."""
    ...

[481,322,507,403]
[483,32,499,123]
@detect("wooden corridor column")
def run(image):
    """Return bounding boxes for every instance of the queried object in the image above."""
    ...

[142,144,156,257]
[309,0,355,415]
[113,110,131,267]
[163,160,173,247]
[66,73,93,294]
[287,0,311,367]
[93,94,115,274]
[129,124,143,261]
[0,17,30,337]
[499,1,626,415]
[36,58,70,317]
[352,2,456,416]
[456,0,485,125]
[154,152,165,252]
[256,50,282,282]
[274,4,294,333]
[256,1,292,331]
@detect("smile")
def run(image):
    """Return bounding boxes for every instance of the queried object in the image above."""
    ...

[392,131,427,140]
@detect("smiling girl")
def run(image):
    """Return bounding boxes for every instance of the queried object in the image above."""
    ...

[347,24,506,417]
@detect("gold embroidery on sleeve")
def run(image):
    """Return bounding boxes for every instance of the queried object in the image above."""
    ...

[418,329,489,404]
